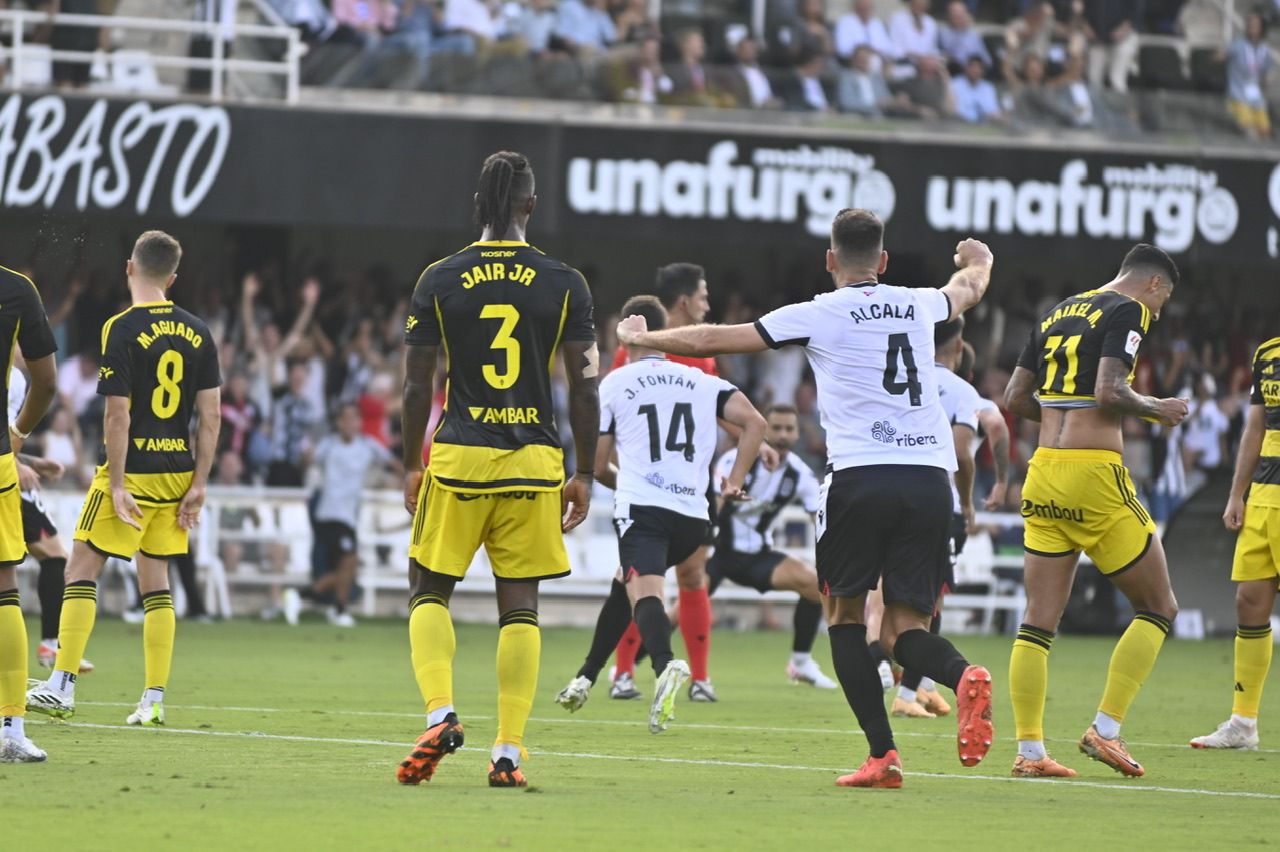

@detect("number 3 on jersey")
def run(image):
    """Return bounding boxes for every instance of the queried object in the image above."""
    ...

[151,350,183,418]
[481,304,521,389]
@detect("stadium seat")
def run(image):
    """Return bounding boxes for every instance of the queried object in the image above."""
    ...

[1137,43,1189,90]
[1190,46,1227,93]
[10,43,53,88]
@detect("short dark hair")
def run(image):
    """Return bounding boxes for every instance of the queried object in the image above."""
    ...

[132,230,182,279]
[620,295,668,333]
[654,263,705,309]
[765,403,798,419]
[935,316,965,348]
[958,341,976,380]
[830,209,884,268]
[1119,243,1179,287]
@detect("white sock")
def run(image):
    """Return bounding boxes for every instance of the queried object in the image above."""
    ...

[143,687,165,706]
[790,652,812,666]
[918,677,936,693]
[1231,714,1258,731]
[491,743,522,765]
[427,705,455,727]
[2,716,24,739]
[42,638,58,649]
[47,670,75,698]
[897,686,918,703]
[1018,739,1047,760]
[1093,711,1121,740]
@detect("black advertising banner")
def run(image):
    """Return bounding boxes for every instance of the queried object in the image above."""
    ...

[2,92,1277,267]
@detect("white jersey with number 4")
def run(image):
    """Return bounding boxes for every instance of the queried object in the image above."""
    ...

[755,283,956,473]
[600,355,738,521]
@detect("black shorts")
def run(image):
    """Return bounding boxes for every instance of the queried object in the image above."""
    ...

[312,520,357,578]
[707,548,787,594]
[20,490,57,544]
[816,465,952,615]
[615,505,708,579]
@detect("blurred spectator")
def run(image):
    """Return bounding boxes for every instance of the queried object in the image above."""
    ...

[777,41,833,111]
[41,406,88,490]
[665,29,732,107]
[437,0,499,54]
[939,0,991,72]
[269,0,338,42]
[1083,0,1140,92]
[1003,1,1060,84]
[215,450,260,577]
[332,0,398,45]
[612,0,656,43]
[510,0,557,53]
[241,275,320,417]
[795,0,836,58]
[794,382,827,472]
[613,32,673,102]
[351,0,436,86]
[838,44,909,116]
[952,54,1006,123]
[219,372,266,478]
[1182,373,1230,484]
[1052,51,1095,127]
[889,0,941,68]
[57,349,100,437]
[901,53,954,117]
[189,0,237,94]
[555,0,617,54]
[721,36,780,108]
[49,0,101,88]
[266,360,323,487]
[1012,53,1076,125]
[1225,11,1273,140]
[833,0,897,65]
[358,371,400,448]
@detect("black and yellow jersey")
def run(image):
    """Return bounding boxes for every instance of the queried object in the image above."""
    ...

[405,240,595,493]
[1248,337,1280,508]
[1017,289,1152,409]
[97,300,221,500]
[0,267,56,456]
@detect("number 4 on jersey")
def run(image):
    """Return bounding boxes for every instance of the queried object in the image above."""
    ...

[883,333,922,406]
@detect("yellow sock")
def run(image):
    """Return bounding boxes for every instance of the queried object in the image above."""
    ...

[1098,611,1170,723]
[54,581,97,679]
[495,611,540,751]
[409,593,455,715]
[1010,623,1054,741]
[1232,624,1273,719]
[142,591,176,692]
[0,590,27,716]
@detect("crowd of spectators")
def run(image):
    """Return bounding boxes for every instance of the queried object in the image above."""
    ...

[245,0,1278,138]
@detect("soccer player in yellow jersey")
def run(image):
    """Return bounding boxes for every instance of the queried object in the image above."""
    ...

[1004,244,1187,779]
[26,232,222,727]
[397,151,599,788]
[1190,337,1280,750]
[0,267,58,764]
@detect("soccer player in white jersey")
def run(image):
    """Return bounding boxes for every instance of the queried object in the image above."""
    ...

[555,295,765,732]
[615,209,995,787]
[707,404,836,689]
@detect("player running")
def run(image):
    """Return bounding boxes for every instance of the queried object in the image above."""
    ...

[1190,336,1280,750]
[616,208,996,788]
[1004,244,1186,778]
[8,362,95,675]
[0,267,58,764]
[26,231,222,728]
[554,295,764,731]
[397,151,599,788]
[706,403,836,689]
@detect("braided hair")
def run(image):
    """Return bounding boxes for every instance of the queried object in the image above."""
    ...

[474,151,536,239]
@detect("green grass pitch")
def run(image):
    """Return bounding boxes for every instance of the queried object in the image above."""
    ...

[9,616,1277,850]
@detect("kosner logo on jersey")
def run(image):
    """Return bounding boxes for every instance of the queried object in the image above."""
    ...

[924,159,1239,253]
[0,95,230,216]
[566,141,896,236]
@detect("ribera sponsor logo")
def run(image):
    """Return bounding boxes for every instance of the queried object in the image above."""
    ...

[567,141,895,236]
[925,159,1238,253]
[0,94,229,216]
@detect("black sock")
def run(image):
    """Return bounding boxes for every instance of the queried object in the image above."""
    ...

[828,623,896,758]
[173,553,206,617]
[892,628,970,692]
[793,599,822,654]
[634,596,674,677]
[578,580,634,683]
[37,557,66,640]
[867,639,892,666]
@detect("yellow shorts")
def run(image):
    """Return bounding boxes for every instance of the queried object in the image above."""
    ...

[1231,501,1280,588]
[0,453,25,566]
[1021,447,1156,574]
[73,468,191,560]
[408,475,570,582]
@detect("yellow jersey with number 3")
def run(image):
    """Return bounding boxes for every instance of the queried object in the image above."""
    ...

[1016,289,1152,409]
[96,300,222,501]
[405,240,595,494]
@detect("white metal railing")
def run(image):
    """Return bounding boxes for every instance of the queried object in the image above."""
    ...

[0,9,303,103]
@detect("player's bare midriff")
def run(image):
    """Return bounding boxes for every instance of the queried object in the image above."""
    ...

[1037,406,1125,455]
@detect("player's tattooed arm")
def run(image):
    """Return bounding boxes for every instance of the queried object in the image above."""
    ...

[617,317,770,357]
[1003,367,1042,423]
[1095,357,1188,426]
[562,339,600,532]
[400,343,438,514]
